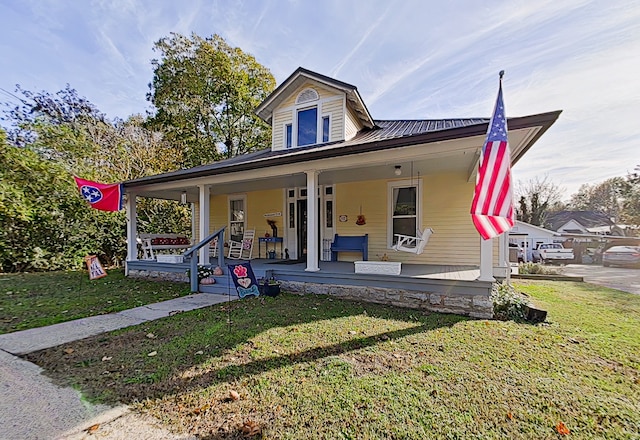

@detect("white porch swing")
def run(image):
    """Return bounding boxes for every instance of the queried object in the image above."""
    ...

[391,162,434,255]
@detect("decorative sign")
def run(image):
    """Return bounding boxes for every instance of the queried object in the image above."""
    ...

[339,215,348,222]
[263,212,282,217]
[228,262,260,298]
[84,255,107,280]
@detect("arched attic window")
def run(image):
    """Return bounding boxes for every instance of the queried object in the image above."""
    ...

[296,88,319,105]
[284,87,329,148]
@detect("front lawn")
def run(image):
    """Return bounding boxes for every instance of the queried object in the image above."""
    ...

[0,270,190,334]
[25,281,640,439]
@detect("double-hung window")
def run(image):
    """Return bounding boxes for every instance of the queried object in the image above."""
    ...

[388,180,421,247]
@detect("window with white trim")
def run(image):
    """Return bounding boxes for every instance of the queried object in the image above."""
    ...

[297,107,317,146]
[322,115,330,142]
[282,88,334,148]
[285,123,292,148]
[388,179,422,247]
[229,195,246,242]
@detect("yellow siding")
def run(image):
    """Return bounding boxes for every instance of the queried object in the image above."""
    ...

[345,108,361,140]
[208,191,284,240]
[334,180,388,261]
[272,109,293,150]
[209,194,228,236]
[423,173,480,265]
[193,202,200,242]
[321,98,344,141]
[278,81,342,109]
[247,189,284,236]
[334,173,482,265]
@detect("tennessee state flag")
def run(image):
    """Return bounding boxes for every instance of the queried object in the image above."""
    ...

[74,177,123,212]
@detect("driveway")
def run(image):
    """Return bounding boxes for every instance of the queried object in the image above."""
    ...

[561,264,640,295]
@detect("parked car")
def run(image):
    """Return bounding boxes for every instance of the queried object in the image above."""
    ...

[532,243,574,264]
[602,246,640,268]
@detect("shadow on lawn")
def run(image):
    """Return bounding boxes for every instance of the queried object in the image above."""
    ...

[24,293,468,406]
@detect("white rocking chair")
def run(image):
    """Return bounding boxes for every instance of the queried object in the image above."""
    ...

[209,236,219,258]
[392,228,434,255]
[227,229,255,260]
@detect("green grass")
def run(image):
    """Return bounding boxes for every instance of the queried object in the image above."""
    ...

[0,270,190,334]
[24,281,640,439]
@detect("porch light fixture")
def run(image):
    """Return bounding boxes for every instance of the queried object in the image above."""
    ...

[394,165,402,176]
[180,191,187,205]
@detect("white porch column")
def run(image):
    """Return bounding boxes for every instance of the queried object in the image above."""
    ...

[305,170,320,272]
[493,232,510,280]
[478,237,495,282]
[198,185,211,264]
[125,193,137,276]
[191,203,197,243]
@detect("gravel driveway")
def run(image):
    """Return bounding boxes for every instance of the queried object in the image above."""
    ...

[561,264,640,295]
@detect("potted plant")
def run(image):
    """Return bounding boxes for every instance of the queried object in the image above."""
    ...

[258,276,280,297]
[186,266,217,284]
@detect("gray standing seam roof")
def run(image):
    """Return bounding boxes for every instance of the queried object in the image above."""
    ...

[124,112,561,187]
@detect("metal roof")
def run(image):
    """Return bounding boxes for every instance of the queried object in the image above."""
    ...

[124,111,561,188]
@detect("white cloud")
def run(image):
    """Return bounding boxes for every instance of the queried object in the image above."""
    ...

[1,0,638,197]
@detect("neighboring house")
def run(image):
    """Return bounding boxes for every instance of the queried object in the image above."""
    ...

[509,221,561,262]
[122,67,560,318]
[545,211,626,236]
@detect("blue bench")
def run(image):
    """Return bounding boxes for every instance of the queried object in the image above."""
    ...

[330,234,368,261]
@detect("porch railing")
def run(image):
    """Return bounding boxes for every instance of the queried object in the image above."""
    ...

[184,226,226,293]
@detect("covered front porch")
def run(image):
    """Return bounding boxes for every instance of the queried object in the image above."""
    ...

[126,258,494,318]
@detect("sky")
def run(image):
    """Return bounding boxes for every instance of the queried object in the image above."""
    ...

[1,0,638,198]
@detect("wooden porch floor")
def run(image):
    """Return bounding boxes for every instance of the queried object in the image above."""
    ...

[127,257,481,281]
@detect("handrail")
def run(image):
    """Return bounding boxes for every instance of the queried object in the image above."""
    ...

[184,226,226,292]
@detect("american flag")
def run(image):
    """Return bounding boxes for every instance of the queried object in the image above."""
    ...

[470,73,514,240]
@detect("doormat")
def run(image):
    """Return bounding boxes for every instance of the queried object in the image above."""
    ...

[267,259,305,265]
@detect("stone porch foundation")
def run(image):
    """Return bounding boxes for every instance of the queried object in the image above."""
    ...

[280,280,494,319]
[128,269,188,283]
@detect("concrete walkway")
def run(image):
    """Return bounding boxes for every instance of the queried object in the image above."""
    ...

[0,293,232,439]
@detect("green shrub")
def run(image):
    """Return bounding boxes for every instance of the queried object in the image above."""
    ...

[491,282,529,321]
[518,262,562,275]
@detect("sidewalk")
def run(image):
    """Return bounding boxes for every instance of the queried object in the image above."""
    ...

[0,293,233,439]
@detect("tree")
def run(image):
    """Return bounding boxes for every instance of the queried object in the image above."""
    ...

[515,176,564,226]
[147,33,276,167]
[1,86,190,271]
[619,167,640,228]
[567,177,625,220]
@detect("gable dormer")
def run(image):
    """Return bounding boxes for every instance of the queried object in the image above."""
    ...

[255,67,375,151]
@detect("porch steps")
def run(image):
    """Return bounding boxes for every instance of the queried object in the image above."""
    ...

[199,274,234,295]
[198,265,270,295]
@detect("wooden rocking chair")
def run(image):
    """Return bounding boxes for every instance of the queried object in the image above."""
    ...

[392,228,434,255]
[228,229,256,260]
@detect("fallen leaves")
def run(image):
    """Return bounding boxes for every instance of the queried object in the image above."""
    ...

[146,332,157,339]
[229,390,240,401]
[86,423,100,433]
[556,421,570,435]
[63,347,74,354]
[240,420,261,436]
[506,412,513,420]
